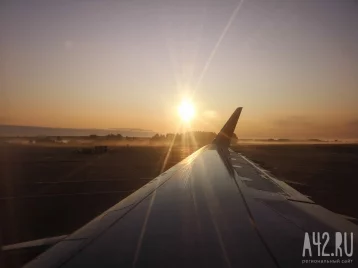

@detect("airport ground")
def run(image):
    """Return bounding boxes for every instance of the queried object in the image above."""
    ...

[1,143,358,267]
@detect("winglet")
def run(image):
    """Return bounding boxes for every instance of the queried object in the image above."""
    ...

[213,107,243,148]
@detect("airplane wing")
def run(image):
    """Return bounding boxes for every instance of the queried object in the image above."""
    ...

[25,107,358,268]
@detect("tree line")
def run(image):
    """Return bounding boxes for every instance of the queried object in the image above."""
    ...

[150,131,238,146]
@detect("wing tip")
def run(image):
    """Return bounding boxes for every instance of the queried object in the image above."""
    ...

[213,107,243,148]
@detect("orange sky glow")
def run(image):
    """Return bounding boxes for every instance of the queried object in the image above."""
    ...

[1,0,358,139]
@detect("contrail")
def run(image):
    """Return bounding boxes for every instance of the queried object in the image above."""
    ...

[194,0,245,92]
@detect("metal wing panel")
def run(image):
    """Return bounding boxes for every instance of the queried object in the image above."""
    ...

[229,150,358,267]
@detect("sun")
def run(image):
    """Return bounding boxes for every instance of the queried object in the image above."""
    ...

[178,100,195,123]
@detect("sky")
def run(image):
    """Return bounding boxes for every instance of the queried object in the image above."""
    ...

[1,0,358,139]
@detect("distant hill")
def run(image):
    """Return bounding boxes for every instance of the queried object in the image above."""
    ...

[0,125,155,138]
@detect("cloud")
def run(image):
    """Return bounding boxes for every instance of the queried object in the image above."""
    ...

[64,40,74,50]
[202,110,218,119]
[0,114,11,124]
[265,115,358,139]
[273,116,315,128]
[265,115,330,138]
[348,119,358,128]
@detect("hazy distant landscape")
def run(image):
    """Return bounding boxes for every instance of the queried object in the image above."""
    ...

[1,141,358,267]
[2,125,356,148]
[0,125,155,138]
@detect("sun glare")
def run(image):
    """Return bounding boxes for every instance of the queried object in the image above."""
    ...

[178,100,195,123]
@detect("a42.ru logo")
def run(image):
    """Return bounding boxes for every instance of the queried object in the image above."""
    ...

[302,232,353,257]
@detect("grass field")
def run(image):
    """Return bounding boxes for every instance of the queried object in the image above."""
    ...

[1,143,358,267]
